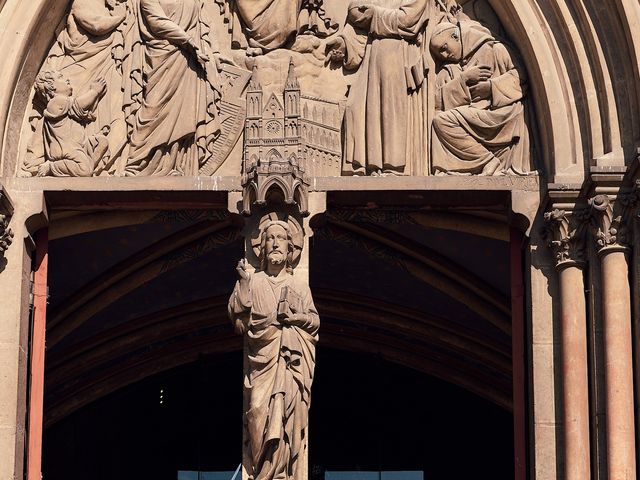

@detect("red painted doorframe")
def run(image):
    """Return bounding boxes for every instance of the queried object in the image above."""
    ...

[27,229,48,480]
[511,227,527,480]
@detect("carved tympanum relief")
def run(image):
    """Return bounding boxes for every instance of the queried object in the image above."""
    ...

[229,213,318,480]
[20,0,536,178]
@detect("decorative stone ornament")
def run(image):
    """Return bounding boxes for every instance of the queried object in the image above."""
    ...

[0,187,14,259]
[589,193,637,254]
[543,207,588,269]
[241,62,310,216]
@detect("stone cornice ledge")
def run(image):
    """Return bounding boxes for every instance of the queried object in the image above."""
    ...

[4,175,541,193]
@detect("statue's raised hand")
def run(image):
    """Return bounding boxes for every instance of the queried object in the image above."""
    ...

[186,38,210,71]
[236,258,251,281]
[235,258,252,304]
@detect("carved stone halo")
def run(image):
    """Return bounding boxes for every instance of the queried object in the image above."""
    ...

[250,212,304,269]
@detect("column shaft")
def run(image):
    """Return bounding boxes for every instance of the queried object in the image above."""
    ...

[601,250,636,480]
[558,265,591,480]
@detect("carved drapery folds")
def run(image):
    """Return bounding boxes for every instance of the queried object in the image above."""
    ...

[229,212,318,480]
[18,0,535,179]
[430,20,533,176]
[543,207,588,269]
[0,187,14,259]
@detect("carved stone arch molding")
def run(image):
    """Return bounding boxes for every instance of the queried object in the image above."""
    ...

[0,0,637,180]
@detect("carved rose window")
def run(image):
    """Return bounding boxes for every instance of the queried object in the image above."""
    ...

[266,121,282,136]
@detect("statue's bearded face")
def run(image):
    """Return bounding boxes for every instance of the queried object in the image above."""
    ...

[264,224,289,265]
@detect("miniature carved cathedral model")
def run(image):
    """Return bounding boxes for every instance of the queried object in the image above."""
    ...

[241,59,342,215]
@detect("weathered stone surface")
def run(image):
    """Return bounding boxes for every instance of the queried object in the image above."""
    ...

[17,0,535,179]
[229,213,318,480]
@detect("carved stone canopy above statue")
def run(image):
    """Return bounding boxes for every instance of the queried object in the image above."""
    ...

[18,0,538,180]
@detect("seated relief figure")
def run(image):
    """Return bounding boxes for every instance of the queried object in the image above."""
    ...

[123,0,229,176]
[229,219,319,480]
[34,72,110,177]
[23,0,130,176]
[429,21,532,175]
[326,0,459,176]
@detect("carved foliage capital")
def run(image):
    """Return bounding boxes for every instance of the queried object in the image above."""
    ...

[543,207,588,269]
[0,189,14,257]
[589,193,637,254]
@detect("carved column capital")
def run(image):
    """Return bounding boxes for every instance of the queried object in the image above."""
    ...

[0,187,14,259]
[589,192,637,255]
[543,207,589,269]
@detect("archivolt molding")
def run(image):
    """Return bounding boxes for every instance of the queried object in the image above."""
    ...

[490,0,640,180]
[44,291,513,427]
[46,218,240,347]
[318,218,512,334]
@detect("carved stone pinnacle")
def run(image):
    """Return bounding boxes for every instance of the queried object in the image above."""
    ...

[543,207,588,269]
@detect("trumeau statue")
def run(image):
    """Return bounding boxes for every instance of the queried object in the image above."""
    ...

[19,0,537,178]
[229,214,319,480]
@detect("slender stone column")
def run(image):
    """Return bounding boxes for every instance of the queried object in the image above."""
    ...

[590,193,636,480]
[544,207,590,480]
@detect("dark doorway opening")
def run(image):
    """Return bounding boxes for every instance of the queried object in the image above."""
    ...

[41,200,517,479]
[43,349,513,480]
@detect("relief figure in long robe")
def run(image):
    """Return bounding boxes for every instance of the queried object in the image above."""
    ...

[326,0,437,176]
[430,21,532,175]
[229,220,319,480]
[123,0,224,176]
[23,0,130,176]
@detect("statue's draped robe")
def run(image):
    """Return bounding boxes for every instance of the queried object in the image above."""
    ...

[340,0,432,175]
[432,22,531,174]
[226,0,300,51]
[24,1,129,175]
[215,0,336,52]
[124,0,221,176]
[42,97,107,177]
[229,271,319,480]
